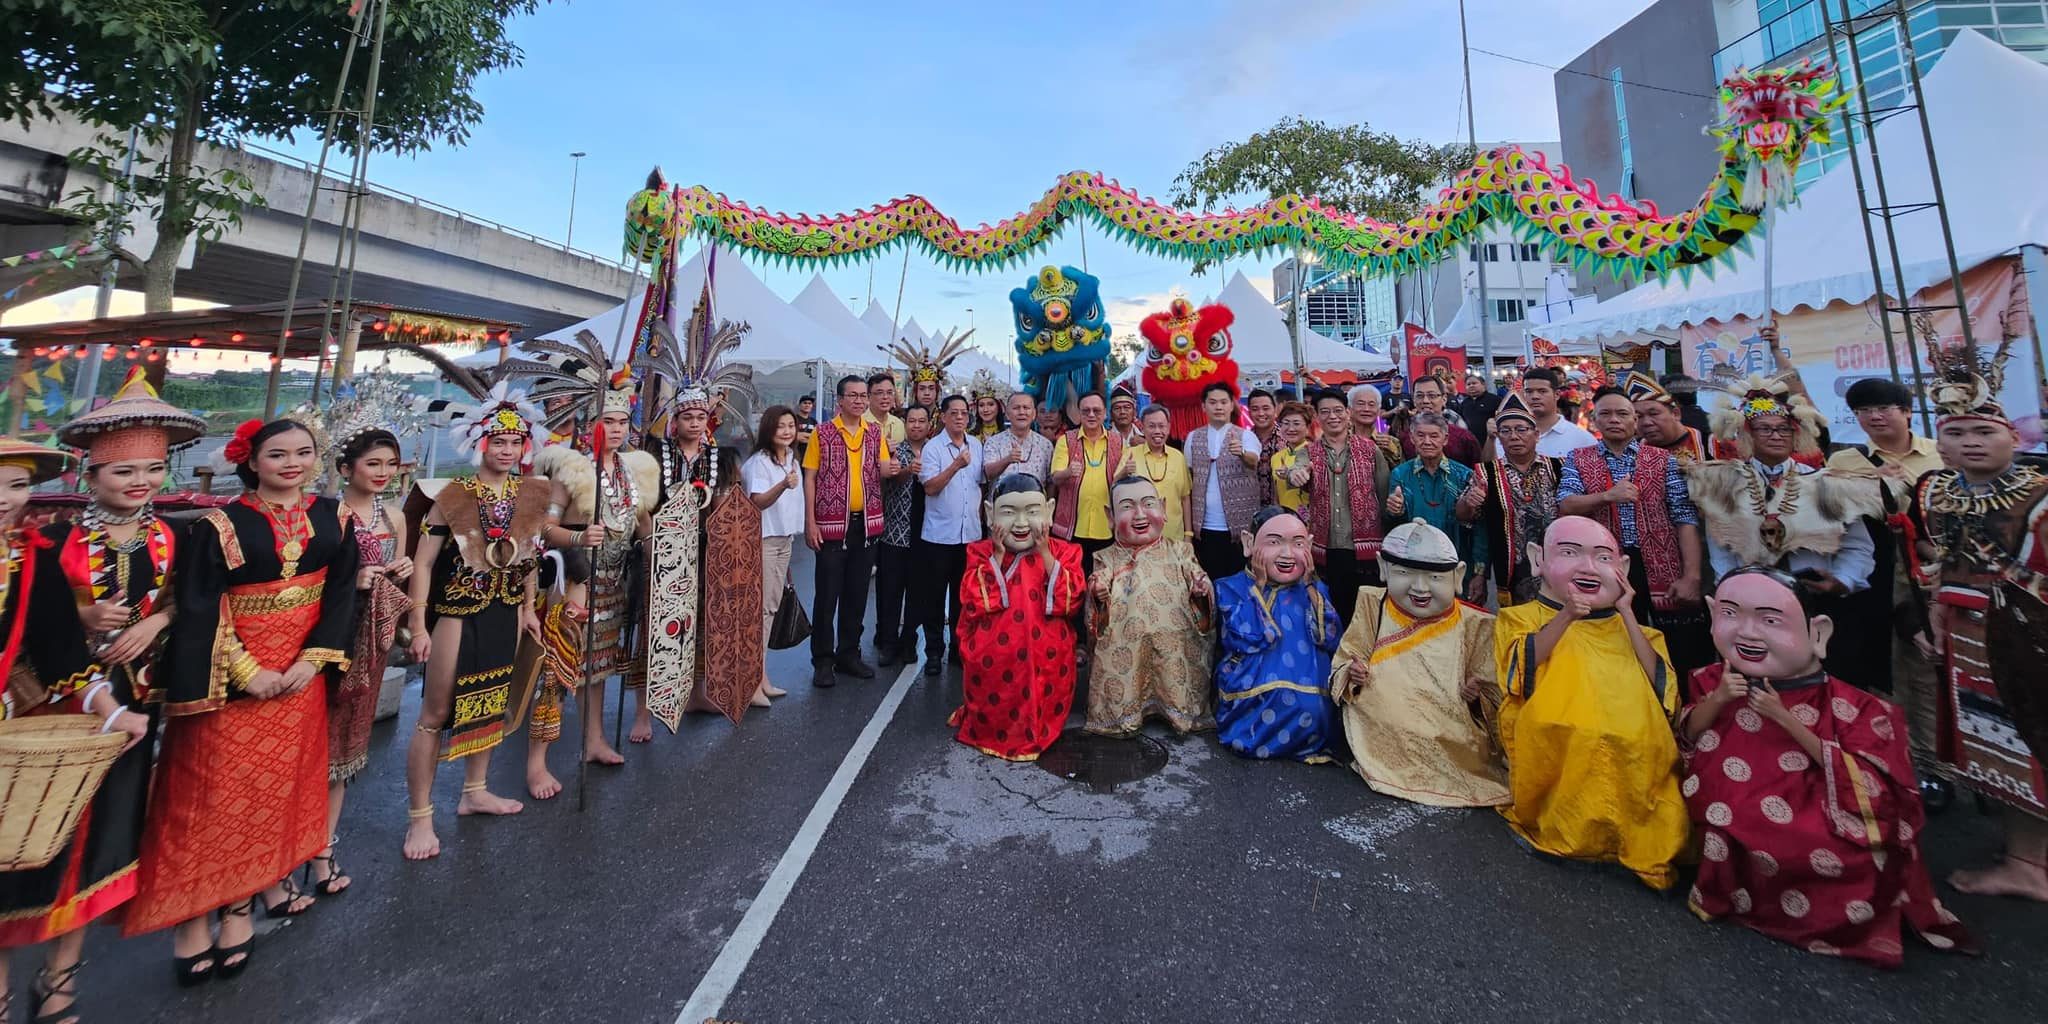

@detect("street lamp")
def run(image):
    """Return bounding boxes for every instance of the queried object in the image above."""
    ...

[966,307,974,333]
[566,151,588,250]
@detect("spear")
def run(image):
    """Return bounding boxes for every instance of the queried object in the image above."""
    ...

[577,415,608,812]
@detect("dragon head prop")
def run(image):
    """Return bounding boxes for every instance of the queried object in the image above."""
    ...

[1139,297,1238,415]
[625,166,676,264]
[1711,60,1842,212]
[1010,265,1109,422]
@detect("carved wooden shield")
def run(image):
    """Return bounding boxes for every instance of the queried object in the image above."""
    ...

[645,489,701,733]
[699,487,765,724]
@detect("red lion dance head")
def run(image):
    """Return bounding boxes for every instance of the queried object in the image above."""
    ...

[1140,298,1238,437]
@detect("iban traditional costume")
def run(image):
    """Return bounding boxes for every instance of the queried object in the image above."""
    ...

[1332,521,1507,807]
[1473,397,1560,608]
[0,442,131,947]
[125,428,360,936]
[1214,572,1341,763]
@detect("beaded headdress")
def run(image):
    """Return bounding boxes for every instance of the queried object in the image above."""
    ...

[1491,389,1536,429]
[319,369,426,462]
[56,365,203,467]
[399,343,542,468]
[1618,370,1675,408]
[635,285,754,424]
[883,327,976,388]
[1705,372,1823,457]
[967,367,1006,403]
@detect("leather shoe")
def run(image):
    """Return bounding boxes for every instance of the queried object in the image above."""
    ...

[811,663,837,689]
[922,659,942,678]
[835,656,877,680]
[877,644,903,669]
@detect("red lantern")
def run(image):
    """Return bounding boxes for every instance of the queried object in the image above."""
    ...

[229,331,246,343]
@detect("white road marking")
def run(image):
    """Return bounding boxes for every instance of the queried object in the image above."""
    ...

[673,662,922,1024]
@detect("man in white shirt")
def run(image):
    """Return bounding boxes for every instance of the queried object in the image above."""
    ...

[914,395,985,677]
[1188,382,1263,580]
[982,390,1054,489]
[1499,367,1596,458]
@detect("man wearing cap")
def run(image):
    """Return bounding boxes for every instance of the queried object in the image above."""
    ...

[1109,386,1142,448]
[1659,373,1712,440]
[1625,371,1709,465]
[1331,518,1506,807]
[1912,346,2048,901]
[1473,391,1561,605]
[1827,377,1945,800]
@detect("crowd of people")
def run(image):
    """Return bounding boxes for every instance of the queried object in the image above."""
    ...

[3,323,2045,1020]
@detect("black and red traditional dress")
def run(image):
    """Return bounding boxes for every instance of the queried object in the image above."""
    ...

[124,495,358,936]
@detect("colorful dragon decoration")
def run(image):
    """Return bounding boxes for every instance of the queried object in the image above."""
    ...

[1139,297,1238,437]
[1010,265,1108,422]
[1710,59,1843,212]
[619,64,1838,285]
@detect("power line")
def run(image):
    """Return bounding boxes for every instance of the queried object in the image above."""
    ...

[1470,46,1719,101]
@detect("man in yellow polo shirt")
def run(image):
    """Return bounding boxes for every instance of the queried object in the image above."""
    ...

[1050,391,1120,576]
[804,374,899,687]
[863,372,908,451]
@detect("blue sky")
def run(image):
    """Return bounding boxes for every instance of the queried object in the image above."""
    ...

[95,0,1662,357]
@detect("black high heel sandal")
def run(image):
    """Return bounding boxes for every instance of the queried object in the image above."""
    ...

[260,874,315,919]
[305,835,351,897]
[31,960,85,1024]
[172,939,217,989]
[215,899,257,981]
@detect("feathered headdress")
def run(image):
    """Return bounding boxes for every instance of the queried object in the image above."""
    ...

[883,326,976,388]
[320,369,427,462]
[497,327,636,438]
[395,342,543,468]
[634,316,754,424]
[1705,372,1824,457]
[1920,312,2017,428]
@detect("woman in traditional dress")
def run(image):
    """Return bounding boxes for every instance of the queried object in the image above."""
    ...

[319,427,413,895]
[123,419,360,985]
[0,439,150,1023]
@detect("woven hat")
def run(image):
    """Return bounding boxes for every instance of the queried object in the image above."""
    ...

[0,438,73,484]
[1618,370,1674,407]
[1492,389,1537,428]
[54,366,203,466]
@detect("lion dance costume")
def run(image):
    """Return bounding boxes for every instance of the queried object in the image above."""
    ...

[1139,296,1238,438]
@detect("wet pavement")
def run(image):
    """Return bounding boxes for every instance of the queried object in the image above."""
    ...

[18,547,2048,1023]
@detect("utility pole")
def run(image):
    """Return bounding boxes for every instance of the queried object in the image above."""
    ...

[1458,0,1493,378]
[567,151,587,250]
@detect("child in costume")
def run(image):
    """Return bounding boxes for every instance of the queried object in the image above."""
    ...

[951,474,1085,760]
[1681,566,1975,968]
[1494,515,1687,890]
[1086,474,1214,737]
[1331,518,1507,807]
[1214,507,1342,763]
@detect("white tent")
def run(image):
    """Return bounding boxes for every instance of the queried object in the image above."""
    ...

[1217,271,1391,372]
[460,245,878,372]
[947,346,1018,391]
[1544,29,2048,342]
[859,301,904,346]
[793,274,889,359]
[896,316,928,347]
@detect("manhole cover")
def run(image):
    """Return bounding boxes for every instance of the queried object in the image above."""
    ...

[1035,729,1170,793]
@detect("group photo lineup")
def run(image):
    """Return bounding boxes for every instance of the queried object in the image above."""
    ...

[3,0,2047,1021]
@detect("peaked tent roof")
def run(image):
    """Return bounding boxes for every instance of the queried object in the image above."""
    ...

[794,274,890,360]
[1545,30,2048,341]
[458,245,878,372]
[1217,271,1391,372]
[860,301,902,346]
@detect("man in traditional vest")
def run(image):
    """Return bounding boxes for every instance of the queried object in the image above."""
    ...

[1286,389,1390,626]
[1050,391,1123,577]
[1557,386,1708,672]
[1188,381,1263,581]
[804,374,901,688]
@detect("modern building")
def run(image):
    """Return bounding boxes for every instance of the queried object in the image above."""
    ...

[1270,259,1399,346]
[1555,0,1723,298]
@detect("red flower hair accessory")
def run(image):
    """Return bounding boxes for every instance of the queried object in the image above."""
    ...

[221,418,264,465]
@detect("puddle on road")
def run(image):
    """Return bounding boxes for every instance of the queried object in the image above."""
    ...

[1035,729,1169,793]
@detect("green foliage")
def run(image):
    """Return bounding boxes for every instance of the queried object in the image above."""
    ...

[64,128,265,255]
[1170,116,1477,224]
[1105,332,1143,383]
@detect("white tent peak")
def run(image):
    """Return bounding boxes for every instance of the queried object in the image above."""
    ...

[1216,271,1389,373]
[794,275,888,356]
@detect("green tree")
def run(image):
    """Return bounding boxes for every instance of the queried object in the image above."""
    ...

[0,0,547,311]
[1170,116,1476,224]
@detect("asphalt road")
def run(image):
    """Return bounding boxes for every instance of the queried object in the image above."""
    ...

[22,548,2048,1024]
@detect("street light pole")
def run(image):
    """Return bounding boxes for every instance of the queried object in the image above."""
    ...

[1458,0,1494,380]
[966,307,975,334]
[566,151,587,251]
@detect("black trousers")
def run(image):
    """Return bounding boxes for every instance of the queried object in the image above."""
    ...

[1318,548,1381,629]
[875,542,913,652]
[910,539,967,661]
[811,512,874,664]
[1078,536,1113,579]
[1623,544,1713,676]
[1196,529,1245,582]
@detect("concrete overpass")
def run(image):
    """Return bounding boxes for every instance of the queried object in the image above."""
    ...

[0,111,636,335]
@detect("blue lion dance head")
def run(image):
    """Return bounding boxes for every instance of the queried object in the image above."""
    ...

[1010,264,1109,424]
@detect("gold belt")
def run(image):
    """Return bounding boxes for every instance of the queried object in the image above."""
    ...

[226,582,324,615]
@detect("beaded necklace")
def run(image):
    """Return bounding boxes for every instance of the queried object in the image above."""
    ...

[80,502,167,622]
[1138,447,1171,483]
[601,450,640,531]
[462,475,520,568]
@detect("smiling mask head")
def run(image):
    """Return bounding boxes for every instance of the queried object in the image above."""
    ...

[1529,515,1626,610]
[1377,518,1464,620]
[1110,475,1166,549]
[1710,566,1830,679]
[1241,506,1311,585]
[985,473,1051,554]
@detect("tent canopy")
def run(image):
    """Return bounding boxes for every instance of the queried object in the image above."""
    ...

[1217,271,1392,373]
[1545,30,2048,341]
[793,275,889,361]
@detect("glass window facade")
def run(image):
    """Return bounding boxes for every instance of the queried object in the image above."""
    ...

[1610,67,1635,200]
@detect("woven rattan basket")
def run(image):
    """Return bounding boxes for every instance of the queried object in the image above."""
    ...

[0,716,127,871]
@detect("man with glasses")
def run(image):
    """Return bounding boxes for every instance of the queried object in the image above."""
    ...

[913,395,984,678]
[1472,391,1560,605]
[1401,375,1482,467]
[1049,391,1122,576]
[804,375,904,688]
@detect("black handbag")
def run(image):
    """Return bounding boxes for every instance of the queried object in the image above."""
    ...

[768,583,810,650]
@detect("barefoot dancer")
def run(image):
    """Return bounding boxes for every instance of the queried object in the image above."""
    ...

[125,420,358,981]
[1,437,151,1019]
[532,387,656,794]
[402,386,548,860]
[1911,339,2048,902]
